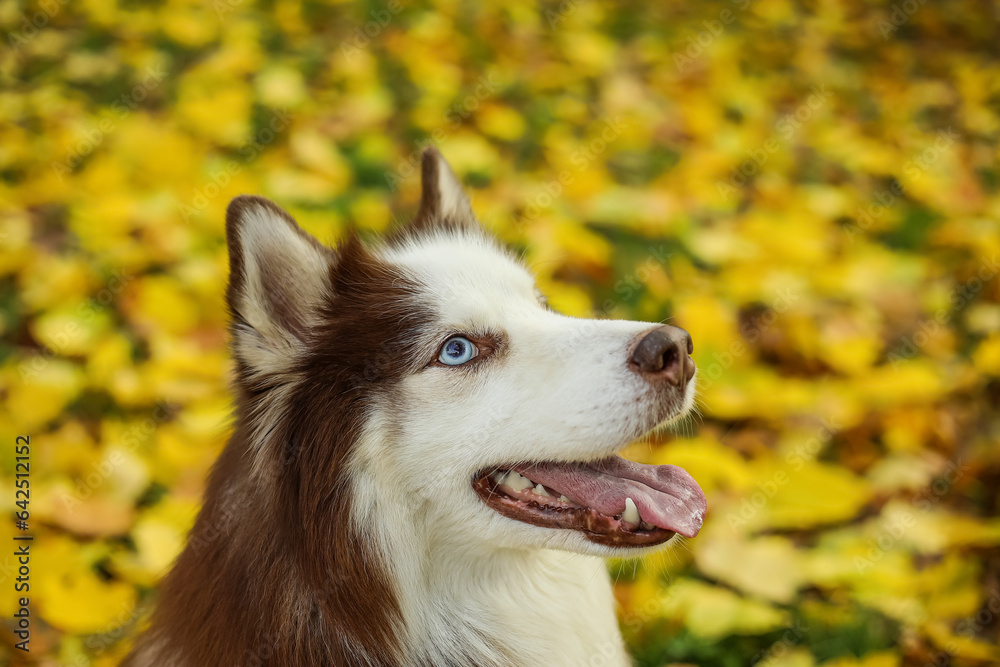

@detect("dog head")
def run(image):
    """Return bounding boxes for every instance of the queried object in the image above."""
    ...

[224,149,705,561]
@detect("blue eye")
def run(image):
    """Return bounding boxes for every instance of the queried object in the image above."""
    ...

[439,336,477,366]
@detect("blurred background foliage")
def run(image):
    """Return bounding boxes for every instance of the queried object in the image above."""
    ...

[1,0,999,665]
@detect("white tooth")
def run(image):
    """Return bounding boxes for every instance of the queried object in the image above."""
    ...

[505,471,533,492]
[533,483,550,497]
[559,495,570,503]
[641,521,656,531]
[623,497,640,525]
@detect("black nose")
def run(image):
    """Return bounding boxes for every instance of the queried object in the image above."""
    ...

[630,325,695,386]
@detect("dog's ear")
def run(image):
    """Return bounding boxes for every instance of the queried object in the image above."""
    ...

[410,147,476,230]
[225,195,333,377]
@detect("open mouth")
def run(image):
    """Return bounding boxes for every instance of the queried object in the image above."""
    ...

[473,456,706,549]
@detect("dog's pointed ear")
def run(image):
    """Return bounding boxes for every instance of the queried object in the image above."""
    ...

[225,195,333,376]
[411,147,476,230]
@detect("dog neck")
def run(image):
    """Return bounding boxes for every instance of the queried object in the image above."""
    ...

[131,430,630,667]
[352,460,631,666]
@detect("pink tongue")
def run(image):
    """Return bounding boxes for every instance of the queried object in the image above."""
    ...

[514,457,707,538]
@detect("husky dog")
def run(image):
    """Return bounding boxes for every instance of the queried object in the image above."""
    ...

[124,149,706,666]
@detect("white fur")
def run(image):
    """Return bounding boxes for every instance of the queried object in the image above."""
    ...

[346,227,696,666]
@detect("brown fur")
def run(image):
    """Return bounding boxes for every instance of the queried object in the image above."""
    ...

[124,198,436,666]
